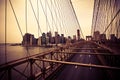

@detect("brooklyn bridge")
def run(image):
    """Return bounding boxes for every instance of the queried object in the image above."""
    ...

[0,0,120,80]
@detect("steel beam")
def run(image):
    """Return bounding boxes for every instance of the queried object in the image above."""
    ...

[54,51,120,56]
[69,47,104,50]
[40,59,120,70]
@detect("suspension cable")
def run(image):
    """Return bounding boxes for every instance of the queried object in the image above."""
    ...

[37,0,40,37]
[46,0,58,32]
[45,0,52,32]
[53,0,63,33]
[51,0,54,33]
[9,0,31,59]
[45,0,47,32]
[91,0,96,36]
[9,0,23,37]
[39,0,52,33]
[56,0,67,36]
[29,0,42,35]
[25,0,31,59]
[5,0,7,63]
[69,0,84,39]
[57,0,68,36]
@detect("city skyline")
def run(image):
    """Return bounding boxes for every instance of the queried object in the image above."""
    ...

[0,0,94,43]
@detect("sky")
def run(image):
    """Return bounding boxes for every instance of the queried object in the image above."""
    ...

[0,0,94,43]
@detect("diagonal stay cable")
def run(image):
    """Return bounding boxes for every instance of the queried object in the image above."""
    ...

[29,0,42,35]
[9,0,32,65]
[25,0,31,60]
[57,0,68,36]
[91,0,96,36]
[55,0,67,35]
[53,0,63,33]
[46,0,58,32]
[69,0,84,38]
[39,0,52,32]
[37,0,40,37]
[9,0,23,37]
[52,0,62,33]
[55,0,66,35]
[45,0,53,32]
[103,9,120,34]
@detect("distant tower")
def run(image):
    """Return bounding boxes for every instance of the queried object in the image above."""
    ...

[55,32,58,44]
[41,33,46,45]
[73,35,76,40]
[77,29,80,40]
[38,37,42,46]
[30,35,34,46]
[61,34,64,44]
[93,31,100,41]
[22,33,31,46]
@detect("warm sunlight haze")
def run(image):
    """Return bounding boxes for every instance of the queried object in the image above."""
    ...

[0,0,94,43]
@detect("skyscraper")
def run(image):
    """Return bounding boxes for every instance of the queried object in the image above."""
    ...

[77,29,80,40]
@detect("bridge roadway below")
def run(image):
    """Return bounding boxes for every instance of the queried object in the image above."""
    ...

[47,43,109,80]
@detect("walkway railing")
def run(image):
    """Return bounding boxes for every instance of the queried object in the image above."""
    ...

[0,41,120,80]
[0,42,76,80]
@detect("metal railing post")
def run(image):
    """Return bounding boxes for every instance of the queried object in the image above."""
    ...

[42,56,46,80]
[28,59,35,80]
[8,68,12,80]
[50,52,53,71]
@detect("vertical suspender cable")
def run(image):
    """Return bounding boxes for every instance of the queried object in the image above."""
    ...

[25,0,30,58]
[39,0,52,33]
[25,0,27,33]
[57,0,68,36]
[55,0,66,36]
[46,0,58,32]
[37,0,39,37]
[53,0,63,33]
[29,0,42,35]
[5,0,7,63]
[45,0,47,32]
[37,0,41,53]
[45,0,50,32]
[9,0,30,59]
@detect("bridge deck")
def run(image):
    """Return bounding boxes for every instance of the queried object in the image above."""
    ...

[45,42,120,80]
[0,41,120,80]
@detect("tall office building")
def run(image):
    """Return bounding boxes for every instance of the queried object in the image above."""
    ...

[93,31,100,41]
[38,37,42,46]
[55,32,58,44]
[100,34,106,41]
[77,29,80,40]
[60,34,65,44]
[47,31,52,43]
[22,33,32,46]
[30,35,34,46]
[73,35,76,40]
[41,33,46,45]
